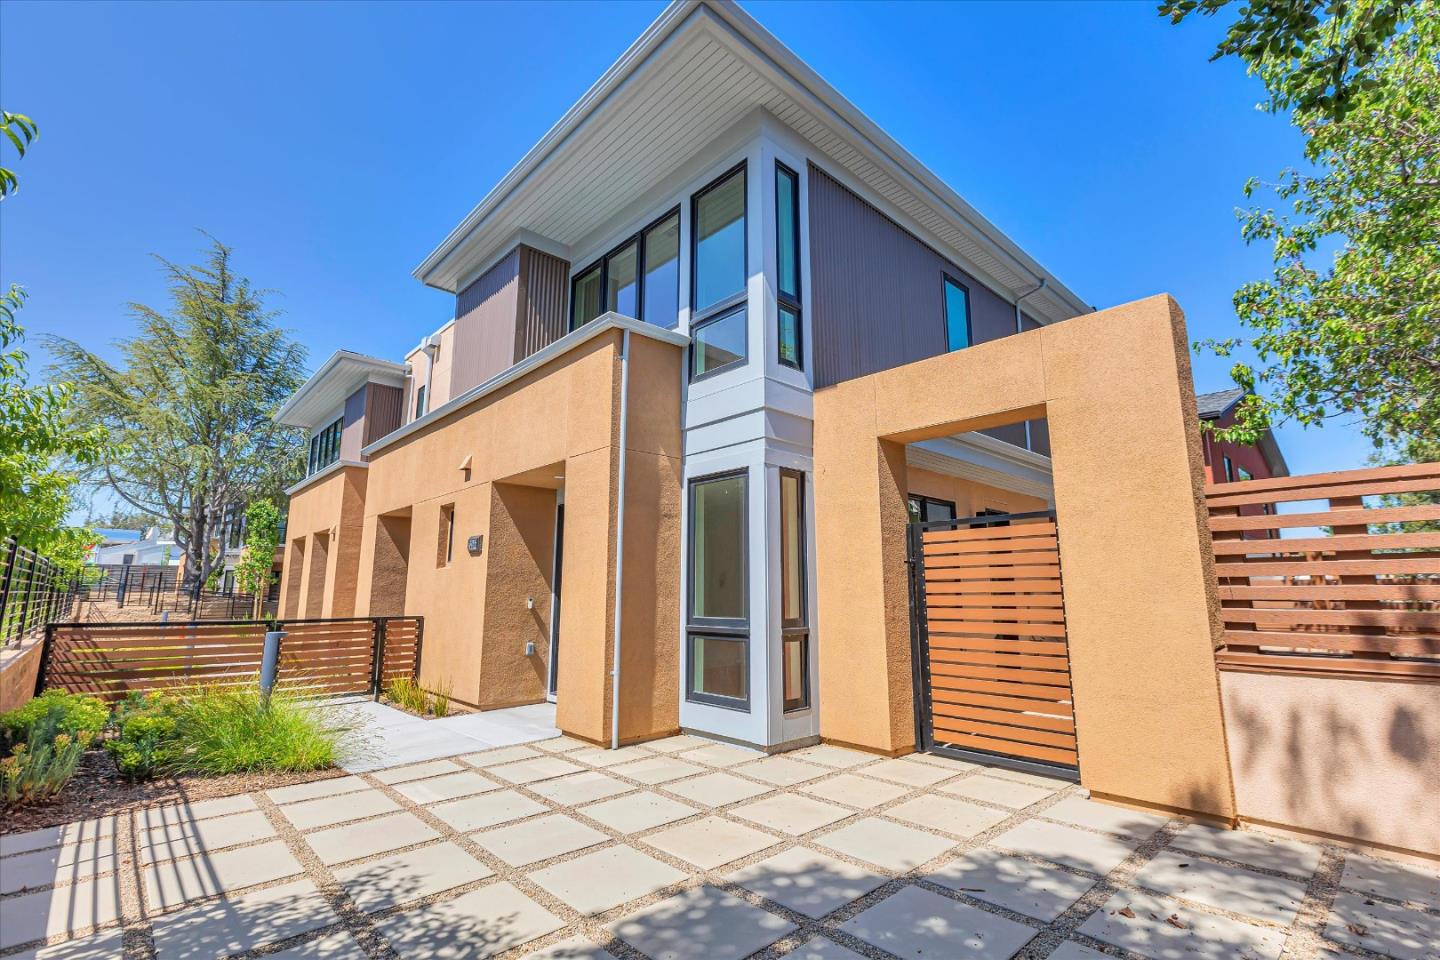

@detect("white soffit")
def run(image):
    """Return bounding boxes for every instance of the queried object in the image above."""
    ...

[275,351,408,428]
[908,434,1055,502]
[414,0,1088,325]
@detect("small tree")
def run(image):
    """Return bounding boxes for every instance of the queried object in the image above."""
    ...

[234,500,281,617]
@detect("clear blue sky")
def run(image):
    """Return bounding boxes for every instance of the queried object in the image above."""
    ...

[2,0,1373,486]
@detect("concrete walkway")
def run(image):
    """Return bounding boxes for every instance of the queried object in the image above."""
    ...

[331,700,561,773]
[1,734,1436,960]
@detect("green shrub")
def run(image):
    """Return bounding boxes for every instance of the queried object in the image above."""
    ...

[166,685,338,775]
[106,694,182,780]
[1,714,93,807]
[385,676,430,715]
[432,680,452,718]
[0,691,107,750]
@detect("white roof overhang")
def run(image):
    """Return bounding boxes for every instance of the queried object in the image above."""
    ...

[274,350,408,429]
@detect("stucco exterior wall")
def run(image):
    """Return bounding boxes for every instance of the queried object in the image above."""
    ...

[349,327,684,744]
[812,294,1237,819]
[1220,670,1440,856]
[277,465,368,620]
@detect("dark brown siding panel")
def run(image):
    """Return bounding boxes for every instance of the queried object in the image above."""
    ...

[515,246,570,362]
[363,384,403,446]
[808,164,1020,389]
[452,249,521,396]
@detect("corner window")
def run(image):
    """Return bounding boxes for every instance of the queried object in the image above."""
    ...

[780,468,809,712]
[691,306,747,380]
[775,163,803,370]
[570,209,681,331]
[688,470,748,709]
[692,164,747,315]
[943,275,971,352]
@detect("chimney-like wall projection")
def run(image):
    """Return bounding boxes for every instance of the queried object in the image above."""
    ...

[450,244,570,397]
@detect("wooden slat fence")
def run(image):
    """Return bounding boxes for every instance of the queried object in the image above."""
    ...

[36,616,423,701]
[1206,462,1440,680]
[912,511,1078,769]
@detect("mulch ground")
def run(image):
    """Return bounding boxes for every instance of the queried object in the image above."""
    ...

[1,746,344,835]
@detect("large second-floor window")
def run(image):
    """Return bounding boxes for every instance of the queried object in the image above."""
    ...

[690,163,748,380]
[307,417,343,476]
[775,162,802,370]
[570,209,681,331]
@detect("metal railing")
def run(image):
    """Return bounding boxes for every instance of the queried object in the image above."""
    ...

[1,538,81,648]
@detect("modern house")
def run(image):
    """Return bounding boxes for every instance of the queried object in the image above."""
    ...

[1196,387,1288,484]
[274,0,1309,834]
[89,527,180,566]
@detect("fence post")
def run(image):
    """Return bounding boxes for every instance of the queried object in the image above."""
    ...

[412,617,424,681]
[259,628,285,700]
[17,550,35,640]
[0,538,16,643]
[33,623,56,696]
[370,618,387,701]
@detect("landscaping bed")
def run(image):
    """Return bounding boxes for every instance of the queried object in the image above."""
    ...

[1,686,356,834]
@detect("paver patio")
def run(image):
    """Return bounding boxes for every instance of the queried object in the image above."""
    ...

[2,721,1437,960]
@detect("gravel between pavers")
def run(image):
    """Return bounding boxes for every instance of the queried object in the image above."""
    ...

[1,735,1435,960]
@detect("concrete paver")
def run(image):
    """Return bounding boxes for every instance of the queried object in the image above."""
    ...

[927,847,1094,922]
[727,847,886,918]
[142,839,304,910]
[529,770,634,805]
[149,877,337,960]
[1324,888,1440,960]
[940,774,1059,809]
[664,771,771,807]
[374,881,563,959]
[608,884,795,960]
[370,758,465,784]
[885,794,1011,838]
[0,874,122,950]
[0,817,118,858]
[818,817,956,872]
[858,757,960,788]
[1340,853,1440,908]
[1133,849,1308,926]
[579,792,699,833]
[430,789,546,831]
[800,773,908,809]
[641,815,780,870]
[392,770,501,804]
[529,845,686,915]
[785,936,869,960]
[607,755,706,785]
[0,837,120,894]
[303,810,440,866]
[277,788,400,830]
[733,756,828,787]
[2,928,126,960]
[1040,795,1169,840]
[473,813,609,867]
[264,775,368,805]
[333,841,493,912]
[730,793,852,835]
[840,885,1036,959]
[1079,889,1286,960]
[135,809,276,865]
[522,937,619,959]
[1168,821,1322,878]
[990,819,1138,875]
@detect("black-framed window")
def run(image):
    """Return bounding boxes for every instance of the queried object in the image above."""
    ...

[943,275,972,352]
[907,495,957,524]
[307,417,343,476]
[780,468,809,712]
[691,306,747,380]
[687,469,749,709]
[569,208,681,331]
[414,384,427,420]
[775,162,803,370]
[692,164,746,314]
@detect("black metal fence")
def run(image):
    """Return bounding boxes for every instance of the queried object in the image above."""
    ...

[0,538,81,648]
[71,563,280,621]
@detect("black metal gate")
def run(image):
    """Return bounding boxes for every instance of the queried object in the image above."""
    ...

[908,510,1079,778]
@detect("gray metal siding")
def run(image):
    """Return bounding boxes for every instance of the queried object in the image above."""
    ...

[808,163,1019,389]
[340,386,367,462]
[515,245,570,362]
[452,249,521,395]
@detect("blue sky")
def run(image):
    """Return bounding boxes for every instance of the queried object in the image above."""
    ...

[1,0,1374,487]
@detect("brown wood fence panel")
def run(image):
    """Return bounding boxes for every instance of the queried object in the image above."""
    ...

[913,513,1078,769]
[39,616,425,701]
[1206,462,1440,681]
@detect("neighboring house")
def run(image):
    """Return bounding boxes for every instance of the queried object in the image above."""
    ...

[274,0,1210,785]
[1196,387,1288,484]
[89,527,179,566]
[213,502,287,596]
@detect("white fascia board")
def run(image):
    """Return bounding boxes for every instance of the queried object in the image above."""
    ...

[274,350,408,427]
[362,313,690,458]
[284,459,367,498]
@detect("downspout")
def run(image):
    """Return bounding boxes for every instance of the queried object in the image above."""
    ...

[1013,279,1047,452]
[610,329,632,749]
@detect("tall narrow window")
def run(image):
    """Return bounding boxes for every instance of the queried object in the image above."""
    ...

[692,165,747,314]
[571,264,603,330]
[642,212,680,328]
[775,163,803,370]
[688,470,748,709]
[437,504,456,567]
[605,240,639,318]
[943,275,971,352]
[414,384,427,420]
[779,468,809,712]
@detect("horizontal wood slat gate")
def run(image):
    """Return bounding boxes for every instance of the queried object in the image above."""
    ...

[37,616,424,702]
[909,510,1079,775]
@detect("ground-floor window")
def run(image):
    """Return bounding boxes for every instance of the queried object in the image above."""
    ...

[907,494,957,524]
[780,468,809,712]
[687,469,749,710]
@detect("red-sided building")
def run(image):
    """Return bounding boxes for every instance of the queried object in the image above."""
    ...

[1196,387,1289,484]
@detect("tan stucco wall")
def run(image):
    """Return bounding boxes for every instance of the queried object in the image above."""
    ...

[813,294,1236,819]
[0,637,43,712]
[349,329,683,744]
[907,468,1048,517]
[1220,670,1440,856]
[277,465,368,620]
